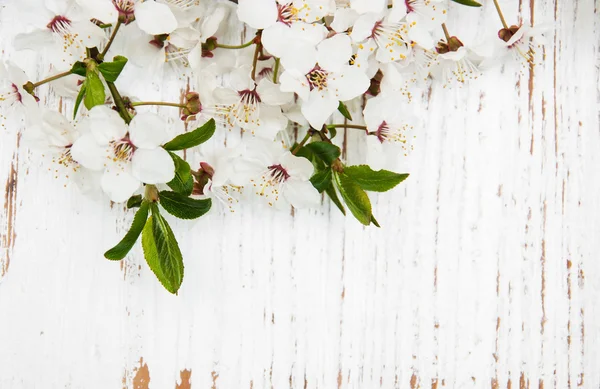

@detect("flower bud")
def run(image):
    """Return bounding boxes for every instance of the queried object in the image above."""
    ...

[192,162,215,195]
[435,36,464,54]
[181,92,203,121]
[498,25,521,43]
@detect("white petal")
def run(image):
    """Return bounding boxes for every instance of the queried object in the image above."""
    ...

[280,41,318,75]
[280,151,314,180]
[301,89,338,129]
[256,104,288,140]
[101,168,141,203]
[13,30,53,52]
[284,179,321,208]
[128,112,168,149]
[256,79,293,106]
[351,13,380,43]
[331,8,360,33]
[317,34,352,73]
[70,20,106,48]
[329,65,370,101]
[70,133,109,171]
[87,106,128,145]
[135,1,178,35]
[279,70,310,100]
[131,148,175,184]
[351,0,386,14]
[261,23,291,58]
[237,0,278,29]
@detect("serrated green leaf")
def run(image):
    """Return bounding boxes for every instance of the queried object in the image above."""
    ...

[159,191,212,219]
[70,61,87,77]
[167,152,194,196]
[142,206,184,294]
[104,201,149,260]
[73,83,86,119]
[337,101,353,121]
[310,169,332,193]
[98,55,128,82]
[84,71,105,110]
[164,119,216,151]
[334,172,372,225]
[325,183,346,216]
[127,194,143,209]
[451,0,482,6]
[304,142,341,166]
[344,165,409,192]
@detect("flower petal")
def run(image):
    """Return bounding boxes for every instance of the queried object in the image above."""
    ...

[101,167,141,203]
[237,0,277,29]
[283,179,321,209]
[135,1,178,35]
[131,147,175,184]
[128,112,168,149]
[70,133,109,171]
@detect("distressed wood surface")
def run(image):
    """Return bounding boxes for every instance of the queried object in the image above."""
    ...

[1,1,599,388]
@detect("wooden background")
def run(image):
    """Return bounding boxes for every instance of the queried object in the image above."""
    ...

[1,0,599,388]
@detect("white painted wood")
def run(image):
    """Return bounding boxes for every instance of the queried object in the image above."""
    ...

[1,1,599,388]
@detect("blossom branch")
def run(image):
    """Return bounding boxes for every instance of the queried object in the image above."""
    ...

[492,0,509,29]
[327,124,367,131]
[250,32,262,81]
[107,81,131,123]
[292,130,314,155]
[215,39,255,49]
[100,20,122,58]
[25,69,73,92]
[131,101,185,108]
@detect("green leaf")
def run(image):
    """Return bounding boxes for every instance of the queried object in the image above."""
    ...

[73,84,86,119]
[325,184,346,216]
[127,194,143,209]
[70,61,87,77]
[163,119,216,151]
[104,201,149,260]
[310,169,332,193]
[98,55,128,82]
[159,191,212,220]
[334,172,372,225]
[328,126,337,139]
[337,101,353,121]
[167,152,194,196]
[142,207,184,294]
[304,142,341,166]
[83,71,105,110]
[344,165,409,192]
[450,0,482,6]
[370,214,381,228]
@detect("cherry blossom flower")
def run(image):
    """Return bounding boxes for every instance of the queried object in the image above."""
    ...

[76,0,178,35]
[237,0,329,71]
[0,62,39,125]
[363,92,418,169]
[213,66,292,139]
[279,34,369,129]
[233,139,320,209]
[70,106,175,202]
[496,24,550,65]
[14,2,106,70]
[432,38,481,86]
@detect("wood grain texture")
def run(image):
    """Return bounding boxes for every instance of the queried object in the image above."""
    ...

[1,1,599,388]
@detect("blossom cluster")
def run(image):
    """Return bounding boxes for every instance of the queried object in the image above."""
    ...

[0,0,546,293]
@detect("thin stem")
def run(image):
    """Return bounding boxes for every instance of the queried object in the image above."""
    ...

[107,81,131,124]
[215,39,255,49]
[292,131,312,155]
[492,0,509,29]
[99,23,113,29]
[327,124,367,131]
[30,70,72,88]
[272,57,280,83]
[441,23,451,41]
[250,34,262,81]
[101,20,122,58]
[131,101,185,108]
